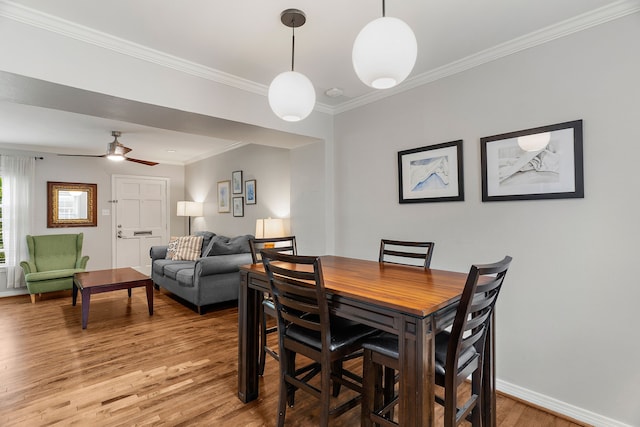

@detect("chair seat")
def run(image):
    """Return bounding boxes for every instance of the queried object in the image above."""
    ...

[361,331,478,376]
[25,268,84,282]
[287,316,377,352]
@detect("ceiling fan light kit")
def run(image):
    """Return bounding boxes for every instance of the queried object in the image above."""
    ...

[268,9,316,122]
[352,0,417,89]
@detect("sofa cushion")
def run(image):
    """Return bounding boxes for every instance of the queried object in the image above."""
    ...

[164,262,195,280]
[194,231,216,257]
[176,268,195,287]
[153,259,193,276]
[207,234,253,255]
[172,236,204,261]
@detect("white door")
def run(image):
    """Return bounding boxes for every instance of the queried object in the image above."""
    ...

[112,175,168,272]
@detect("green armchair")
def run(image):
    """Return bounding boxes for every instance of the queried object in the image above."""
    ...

[20,233,90,304]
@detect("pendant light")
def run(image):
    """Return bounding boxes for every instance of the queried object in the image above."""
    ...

[352,0,417,89]
[268,9,316,122]
[517,132,551,152]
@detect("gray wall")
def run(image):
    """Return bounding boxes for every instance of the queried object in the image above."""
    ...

[0,148,185,295]
[185,143,291,238]
[332,14,639,426]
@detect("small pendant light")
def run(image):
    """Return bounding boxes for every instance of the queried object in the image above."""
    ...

[352,0,417,89]
[268,9,316,122]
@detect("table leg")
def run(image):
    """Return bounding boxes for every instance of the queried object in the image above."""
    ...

[398,315,434,427]
[72,281,78,306]
[128,288,132,298]
[237,272,261,403]
[145,282,154,315]
[81,289,91,329]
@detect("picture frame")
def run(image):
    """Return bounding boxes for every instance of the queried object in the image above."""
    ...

[47,181,97,228]
[233,197,244,217]
[232,170,243,194]
[217,180,231,213]
[480,120,584,202]
[398,140,464,203]
[245,179,256,205]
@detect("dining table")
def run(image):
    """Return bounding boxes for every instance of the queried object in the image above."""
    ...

[237,255,497,427]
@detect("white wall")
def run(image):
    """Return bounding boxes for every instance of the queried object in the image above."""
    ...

[0,148,184,294]
[185,144,291,238]
[333,14,639,426]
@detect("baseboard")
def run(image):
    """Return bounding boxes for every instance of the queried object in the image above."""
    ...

[497,379,632,427]
[0,289,29,298]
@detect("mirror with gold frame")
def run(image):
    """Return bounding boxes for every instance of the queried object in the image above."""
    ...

[47,181,97,228]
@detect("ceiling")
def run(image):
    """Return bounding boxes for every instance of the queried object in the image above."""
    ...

[0,0,630,165]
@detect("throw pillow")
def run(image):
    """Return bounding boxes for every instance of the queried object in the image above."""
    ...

[193,231,216,257]
[165,236,180,259]
[208,234,253,255]
[172,235,204,261]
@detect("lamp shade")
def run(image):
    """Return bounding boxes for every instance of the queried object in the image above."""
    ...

[517,132,551,152]
[268,71,316,122]
[255,218,285,238]
[352,16,417,89]
[177,201,203,217]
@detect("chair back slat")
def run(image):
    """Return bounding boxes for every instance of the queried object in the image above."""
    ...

[250,236,297,264]
[448,256,512,381]
[379,239,435,268]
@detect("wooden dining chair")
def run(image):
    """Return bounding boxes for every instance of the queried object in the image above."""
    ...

[378,239,435,268]
[249,236,297,376]
[361,256,512,427]
[261,249,378,427]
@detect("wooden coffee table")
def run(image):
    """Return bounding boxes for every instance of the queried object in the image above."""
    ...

[72,267,153,329]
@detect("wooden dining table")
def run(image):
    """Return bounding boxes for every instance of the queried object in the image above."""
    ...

[237,255,497,426]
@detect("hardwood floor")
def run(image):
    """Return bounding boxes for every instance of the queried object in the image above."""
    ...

[0,289,590,426]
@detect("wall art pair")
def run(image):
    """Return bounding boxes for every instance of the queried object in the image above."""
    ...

[398,120,584,203]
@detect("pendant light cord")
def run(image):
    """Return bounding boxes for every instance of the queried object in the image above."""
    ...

[290,19,296,72]
[382,0,386,17]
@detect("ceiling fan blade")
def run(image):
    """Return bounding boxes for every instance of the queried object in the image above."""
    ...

[57,153,106,158]
[121,145,132,155]
[125,157,158,166]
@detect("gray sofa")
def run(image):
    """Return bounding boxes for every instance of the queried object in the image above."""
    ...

[150,231,254,314]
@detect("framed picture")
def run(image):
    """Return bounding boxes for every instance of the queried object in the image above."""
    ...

[217,180,231,213]
[233,197,244,217]
[47,181,97,228]
[480,120,584,202]
[245,179,256,205]
[232,170,243,194]
[398,140,464,203]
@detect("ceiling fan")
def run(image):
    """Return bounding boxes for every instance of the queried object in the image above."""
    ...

[58,131,158,166]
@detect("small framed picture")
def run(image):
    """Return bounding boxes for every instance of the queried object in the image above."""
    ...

[245,179,256,205]
[233,197,244,217]
[398,140,464,203]
[480,120,584,201]
[232,170,243,194]
[217,180,231,213]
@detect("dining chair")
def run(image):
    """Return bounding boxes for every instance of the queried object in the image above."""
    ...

[378,239,435,268]
[361,256,512,427]
[249,236,297,376]
[261,249,378,427]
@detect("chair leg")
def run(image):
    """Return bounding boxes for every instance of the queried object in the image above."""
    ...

[361,348,380,427]
[30,294,36,304]
[320,361,332,427]
[259,306,267,376]
[383,366,396,420]
[331,360,343,397]
[470,361,483,427]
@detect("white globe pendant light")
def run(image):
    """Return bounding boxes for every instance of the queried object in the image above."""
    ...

[352,0,417,89]
[268,9,316,122]
[517,132,551,152]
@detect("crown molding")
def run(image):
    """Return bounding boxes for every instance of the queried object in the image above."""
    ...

[333,0,640,114]
[1,0,637,117]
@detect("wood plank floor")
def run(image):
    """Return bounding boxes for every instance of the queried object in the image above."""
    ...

[0,289,590,426]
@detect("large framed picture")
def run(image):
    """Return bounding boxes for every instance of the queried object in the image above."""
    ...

[480,120,584,202]
[217,180,231,213]
[232,170,243,194]
[233,197,244,217]
[398,140,464,203]
[245,179,256,205]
